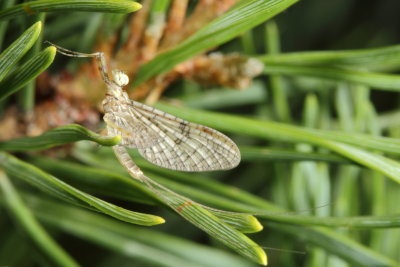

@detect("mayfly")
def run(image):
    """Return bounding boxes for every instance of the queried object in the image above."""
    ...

[46,42,241,174]
[47,43,267,265]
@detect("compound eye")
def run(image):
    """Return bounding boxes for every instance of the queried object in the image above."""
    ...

[112,70,129,87]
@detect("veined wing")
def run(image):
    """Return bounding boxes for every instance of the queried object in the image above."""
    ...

[104,101,162,149]
[128,101,241,172]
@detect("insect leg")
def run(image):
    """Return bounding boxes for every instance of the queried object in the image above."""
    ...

[45,41,112,85]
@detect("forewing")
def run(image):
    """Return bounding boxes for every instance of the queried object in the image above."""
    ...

[104,103,161,149]
[130,101,241,172]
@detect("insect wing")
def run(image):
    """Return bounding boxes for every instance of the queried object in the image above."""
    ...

[130,101,241,172]
[104,102,161,149]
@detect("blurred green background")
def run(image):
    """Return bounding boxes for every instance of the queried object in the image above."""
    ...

[1,0,400,266]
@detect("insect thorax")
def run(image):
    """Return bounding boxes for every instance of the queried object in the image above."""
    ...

[103,87,130,113]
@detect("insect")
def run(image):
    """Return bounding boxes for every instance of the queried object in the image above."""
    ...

[47,44,266,265]
[47,42,241,172]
